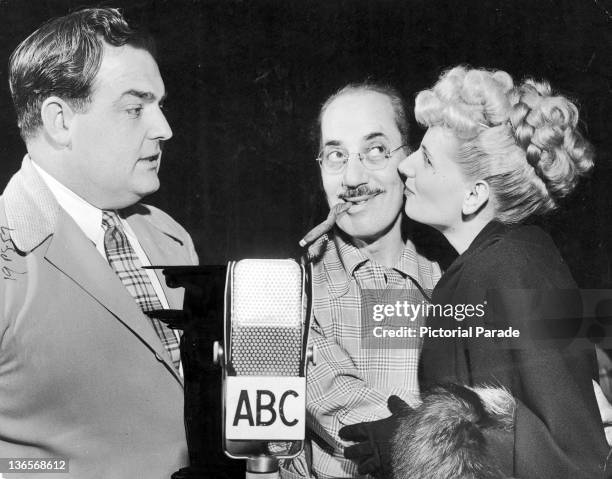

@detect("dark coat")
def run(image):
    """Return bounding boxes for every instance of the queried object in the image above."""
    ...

[420,221,610,479]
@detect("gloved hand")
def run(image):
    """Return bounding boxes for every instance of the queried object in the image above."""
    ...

[338,395,412,478]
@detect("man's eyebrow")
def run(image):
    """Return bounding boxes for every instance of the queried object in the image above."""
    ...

[323,132,388,147]
[364,132,387,141]
[118,89,167,103]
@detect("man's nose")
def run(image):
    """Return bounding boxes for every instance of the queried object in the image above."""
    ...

[149,106,173,141]
[342,154,369,187]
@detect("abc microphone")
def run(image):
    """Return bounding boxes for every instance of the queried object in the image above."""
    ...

[213,259,315,478]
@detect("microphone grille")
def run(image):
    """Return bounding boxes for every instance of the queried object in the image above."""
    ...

[231,326,302,376]
[233,259,302,327]
[230,259,304,376]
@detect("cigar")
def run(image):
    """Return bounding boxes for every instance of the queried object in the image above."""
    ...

[299,202,351,248]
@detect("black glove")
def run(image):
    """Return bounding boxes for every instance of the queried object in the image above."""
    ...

[338,395,412,478]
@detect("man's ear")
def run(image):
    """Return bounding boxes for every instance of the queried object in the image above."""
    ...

[462,180,490,216]
[40,96,76,147]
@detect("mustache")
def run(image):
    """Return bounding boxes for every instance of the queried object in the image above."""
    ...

[338,185,384,200]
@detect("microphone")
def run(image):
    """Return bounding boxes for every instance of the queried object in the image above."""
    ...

[214,258,315,477]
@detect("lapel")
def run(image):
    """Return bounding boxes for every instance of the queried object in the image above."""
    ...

[125,210,185,310]
[3,157,183,385]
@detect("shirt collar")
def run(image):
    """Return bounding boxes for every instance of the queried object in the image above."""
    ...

[3,155,174,254]
[332,230,369,277]
[308,228,426,298]
[332,228,424,280]
[31,159,102,245]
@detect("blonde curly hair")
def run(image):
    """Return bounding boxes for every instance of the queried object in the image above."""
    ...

[414,66,593,223]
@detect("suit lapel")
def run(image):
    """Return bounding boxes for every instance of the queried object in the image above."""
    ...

[44,210,183,385]
[126,212,186,310]
[4,157,183,384]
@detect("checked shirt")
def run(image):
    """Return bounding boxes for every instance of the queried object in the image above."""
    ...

[304,231,441,479]
[102,210,181,372]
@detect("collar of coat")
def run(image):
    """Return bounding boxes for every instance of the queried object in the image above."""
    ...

[3,156,180,253]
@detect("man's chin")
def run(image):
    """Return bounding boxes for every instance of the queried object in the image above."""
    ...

[136,176,160,196]
[103,183,160,210]
[337,217,387,242]
[336,210,403,243]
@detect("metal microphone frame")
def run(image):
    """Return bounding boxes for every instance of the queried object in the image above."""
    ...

[213,259,316,479]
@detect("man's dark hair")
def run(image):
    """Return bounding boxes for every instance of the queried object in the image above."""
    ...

[316,82,410,150]
[9,7,155,139]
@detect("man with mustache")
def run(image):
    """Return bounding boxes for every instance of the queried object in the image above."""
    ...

[0,8,197,478]
[287,85,440,478]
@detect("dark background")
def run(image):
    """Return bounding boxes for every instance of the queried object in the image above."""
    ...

[0,0,611,283]
[0,1,611,475]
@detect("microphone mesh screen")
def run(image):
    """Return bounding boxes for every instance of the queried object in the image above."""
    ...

[233,260,302,327]
[230,259,303,376]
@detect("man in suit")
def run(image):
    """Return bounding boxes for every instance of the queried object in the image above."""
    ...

[0,8,197,478]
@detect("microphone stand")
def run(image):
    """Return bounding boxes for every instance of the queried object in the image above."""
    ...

[245,456,279,479]
[147,265,244,479]
[151,259,317,479]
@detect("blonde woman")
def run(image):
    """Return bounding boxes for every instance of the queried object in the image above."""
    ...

[341,67,609,478]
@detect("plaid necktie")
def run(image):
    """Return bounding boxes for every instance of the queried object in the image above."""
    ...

[102,210,181,372]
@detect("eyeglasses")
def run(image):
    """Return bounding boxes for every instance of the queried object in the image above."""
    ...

[316,144,407,173]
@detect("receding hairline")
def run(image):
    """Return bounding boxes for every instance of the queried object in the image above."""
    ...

[320,90,400,136]
[321,88,397,116]
[317,84,407,149]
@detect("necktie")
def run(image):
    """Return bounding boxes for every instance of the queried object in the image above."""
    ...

[102,210,181,372]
